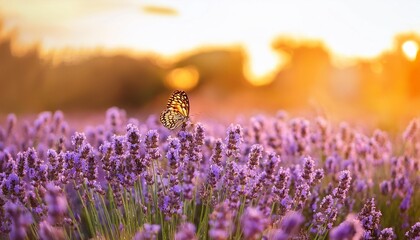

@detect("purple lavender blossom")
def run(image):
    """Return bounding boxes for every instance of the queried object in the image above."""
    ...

[145,130,161,160]
[333,170,352,201]
[1,108,420,240]
[379,228,396,240]
[278,211,304,237]
[164,137,183,217]
[45,183,68,225]
[355,179,368,193]
[380,180,391,195]
[194,123,205,147]
[175,222,197,240]
[225,124,243,160]
[210,138,224,167]
[14,152,26,178]
[25,186,45,216]
[99,140,113,166]
[143,129,161,186]
[272,167,291,215]
[250,115,265,144]
[105,107,125,136]
[247,171,271,205]
[240,207,268,240]
[325,156,338,175]
[263,152,279,183]
[25,147,48,185]
[6,201,33,240]
[312,168,324,185]
[237,166,248,196]
[405,222,420,239]
[358,198,382,239]
[247,144,263,172]
[133,223,161,240]
[329,214,364,240]
[209,201,233,240]
[167,137,181,167]
[2,172,25,201]
[46,149,58,181]
[301,156,314,184]
[38,220,65,240]
[206,164,220,190]
[400,186,413,212]
[84,153,99,188]
[52,110,64,130]
[182,161,195,200]
[312,194,337,234]
[289,118,311,155]
[62,151,75,184]
[71,132,86,152]
[292,182,311,210]
[225,161,240,210]
[111,135,135,187]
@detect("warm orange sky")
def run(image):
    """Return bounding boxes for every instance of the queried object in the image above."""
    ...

[1,0,420,82]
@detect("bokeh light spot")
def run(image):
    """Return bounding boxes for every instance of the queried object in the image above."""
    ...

[402,40,418,61]
[165,66,199,90]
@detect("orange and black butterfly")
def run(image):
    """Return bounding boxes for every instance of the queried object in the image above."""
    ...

[160,90,190,130]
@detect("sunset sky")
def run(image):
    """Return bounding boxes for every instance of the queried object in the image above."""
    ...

[1,0,420,80]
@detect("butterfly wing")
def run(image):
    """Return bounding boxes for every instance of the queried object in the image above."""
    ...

[160,109,188,130]
[161,90,190,130]
[167,90,189,117]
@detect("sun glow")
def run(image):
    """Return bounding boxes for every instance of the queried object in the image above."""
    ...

[402,40,419,61]
[244,44,284,86]
[165,66,199,91]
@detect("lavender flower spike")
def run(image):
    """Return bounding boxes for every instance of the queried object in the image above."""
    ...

[45,183,68,225]
[301,156,315,184]
[132,223,161,240]
[329,214,364,240]
[210,138,224,167]
[209,201,233,240]
[247,144,263,171]
[379,228,396,240]
[358,198,382,239]
[225,124,243,160]
[145,129,161,160]
[279,211,304,237]
[6,202,33,240]
[240,207,268,240]
[175,222,197,240]
[333,170,352,201]
[405,222,420,239]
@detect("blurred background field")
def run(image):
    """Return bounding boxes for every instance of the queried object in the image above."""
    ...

[0,0,420,130]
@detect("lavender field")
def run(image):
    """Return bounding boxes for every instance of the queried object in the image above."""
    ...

[0,108,419,240]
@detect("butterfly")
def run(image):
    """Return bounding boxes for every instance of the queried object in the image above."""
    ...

[160,90,190,130]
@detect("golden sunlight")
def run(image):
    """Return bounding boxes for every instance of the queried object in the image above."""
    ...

[165,66,199,90]
[244,45,283,86]
[402,40,419,61]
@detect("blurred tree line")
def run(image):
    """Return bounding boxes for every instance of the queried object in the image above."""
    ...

[1,22,420,125]
[0,23,248,113]
[268,34,420,123]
